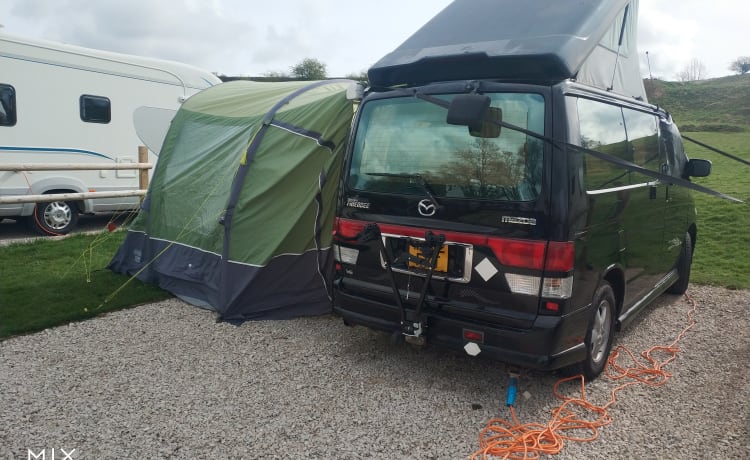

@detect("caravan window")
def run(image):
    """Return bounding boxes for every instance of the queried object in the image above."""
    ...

[0,84,16,126]
[80,95,111,123]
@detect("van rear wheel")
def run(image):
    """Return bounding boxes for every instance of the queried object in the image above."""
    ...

[30,201,79,235]
[561,282,616,381]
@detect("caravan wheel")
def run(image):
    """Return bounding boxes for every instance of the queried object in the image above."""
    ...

[30,201,79,235]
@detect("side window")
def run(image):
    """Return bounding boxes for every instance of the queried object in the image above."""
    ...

[622,108,660,178]
[577,98,629,191]
[0,84,17,127]
[80,95,111,123]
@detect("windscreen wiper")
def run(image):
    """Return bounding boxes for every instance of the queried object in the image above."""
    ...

[365,172,442,207]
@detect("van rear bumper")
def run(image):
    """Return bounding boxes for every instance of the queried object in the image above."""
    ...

[333,291,590,371]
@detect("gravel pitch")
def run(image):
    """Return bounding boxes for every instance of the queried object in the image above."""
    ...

[1,285,748,459]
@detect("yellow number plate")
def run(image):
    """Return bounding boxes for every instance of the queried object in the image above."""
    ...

[408,244,448,273]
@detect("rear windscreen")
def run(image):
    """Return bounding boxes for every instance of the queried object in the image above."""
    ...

[348,93,545,201]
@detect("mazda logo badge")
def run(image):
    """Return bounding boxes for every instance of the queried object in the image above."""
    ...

[418,199,436,217]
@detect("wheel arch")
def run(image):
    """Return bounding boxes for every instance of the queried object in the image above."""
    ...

[31,176,92,213]
[42,188,85,214]
[600,265,625,329]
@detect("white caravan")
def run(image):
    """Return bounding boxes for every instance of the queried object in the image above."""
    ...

[0,32,221,234]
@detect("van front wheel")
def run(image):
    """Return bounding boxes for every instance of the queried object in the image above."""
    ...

[666,233,692,295]
[561,283,616,380]
[30,201,79,235]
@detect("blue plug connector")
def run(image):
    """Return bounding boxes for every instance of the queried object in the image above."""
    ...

[506,375,518,407]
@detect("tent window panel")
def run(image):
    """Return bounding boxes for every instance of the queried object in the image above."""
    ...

[0,84,17,126]
[157,118,251,243]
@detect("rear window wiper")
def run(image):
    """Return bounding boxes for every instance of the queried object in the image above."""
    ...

[365,172,442,207]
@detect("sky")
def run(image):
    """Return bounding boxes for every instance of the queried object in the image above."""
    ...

[0,0,747,80]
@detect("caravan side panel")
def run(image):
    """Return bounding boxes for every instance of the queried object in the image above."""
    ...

[0,33,220,224]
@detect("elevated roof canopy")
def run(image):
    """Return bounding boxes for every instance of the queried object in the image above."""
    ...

[368,0,646,101]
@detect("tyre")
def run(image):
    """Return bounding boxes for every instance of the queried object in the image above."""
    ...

[561,282,616,380]
[666,233,692,295]
[13,216,29,227]
[29,201,79,235]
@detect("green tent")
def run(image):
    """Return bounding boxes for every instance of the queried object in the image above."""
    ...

[110,79,354,321]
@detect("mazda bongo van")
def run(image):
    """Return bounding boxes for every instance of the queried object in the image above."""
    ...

[330,0,712,379]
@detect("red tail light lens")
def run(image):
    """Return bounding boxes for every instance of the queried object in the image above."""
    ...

[334,218,367,240]
[487,239,574,271]
[463,329,485,343]
[487,238,547,270]
[544,242,575,272]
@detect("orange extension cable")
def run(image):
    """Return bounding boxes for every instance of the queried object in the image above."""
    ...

[471,292,698,460]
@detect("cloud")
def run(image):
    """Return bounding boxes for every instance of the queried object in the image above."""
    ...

[638,0,748,79]
[4,0,255,73]
[1,0,455,76]
[637,3,698,79]
[3,0,745,79]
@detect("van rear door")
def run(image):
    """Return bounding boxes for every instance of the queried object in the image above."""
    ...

[334,85,565,330]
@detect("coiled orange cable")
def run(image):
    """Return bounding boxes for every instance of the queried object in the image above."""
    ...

[471,293,698,459]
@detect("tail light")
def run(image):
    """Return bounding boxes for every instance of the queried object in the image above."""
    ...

[544,242,575,272]
[333,217,366,240]
[486,239,547,270]
[491,239,574,300]
[333,218,364,265]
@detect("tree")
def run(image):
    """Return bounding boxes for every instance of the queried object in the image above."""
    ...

[729,56,750,75]
[437,139,524,198]
[345,70,369,84]
[676,58,707,82]
[290,58,327,80]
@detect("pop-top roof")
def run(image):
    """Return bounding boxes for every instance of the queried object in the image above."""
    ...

[368,0,645,101]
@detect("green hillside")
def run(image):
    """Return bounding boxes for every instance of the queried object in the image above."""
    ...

[642,75,750,289]
[644,74,750,132]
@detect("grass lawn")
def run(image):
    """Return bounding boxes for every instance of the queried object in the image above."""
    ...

[0,230,171,339]
[645,75,749,286]
[687,132,750,289]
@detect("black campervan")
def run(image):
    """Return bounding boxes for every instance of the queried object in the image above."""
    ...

[331,0,711,379]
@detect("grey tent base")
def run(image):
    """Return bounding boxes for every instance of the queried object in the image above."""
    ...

[109,231,333,322]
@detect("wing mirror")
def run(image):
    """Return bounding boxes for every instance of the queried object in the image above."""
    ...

[685,158,712,178]
[446,94,502,138]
